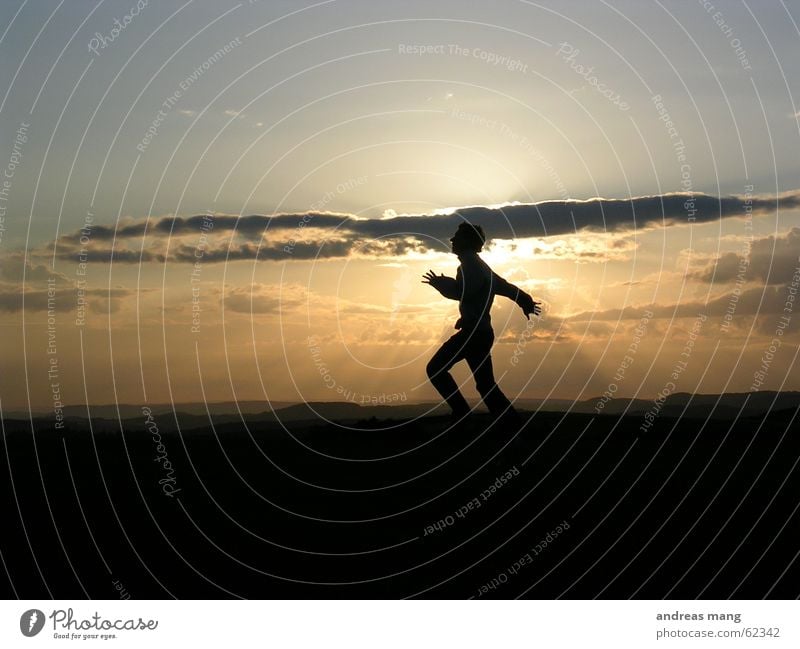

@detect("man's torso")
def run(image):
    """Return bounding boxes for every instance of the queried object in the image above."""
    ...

[456,254,495,333]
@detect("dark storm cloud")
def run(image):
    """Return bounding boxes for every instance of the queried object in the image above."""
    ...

[55,238,431,264]
[352,191,798,242]
[49,189,800,262]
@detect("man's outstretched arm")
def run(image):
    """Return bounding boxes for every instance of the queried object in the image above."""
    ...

[422,269,460,299]
[492,273,541,318]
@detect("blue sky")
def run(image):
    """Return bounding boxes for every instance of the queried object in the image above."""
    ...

[2,0,799,243]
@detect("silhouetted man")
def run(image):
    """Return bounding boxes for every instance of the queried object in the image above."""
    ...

[422,223,541,424]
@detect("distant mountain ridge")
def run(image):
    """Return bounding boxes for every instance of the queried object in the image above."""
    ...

[8,391,799,424]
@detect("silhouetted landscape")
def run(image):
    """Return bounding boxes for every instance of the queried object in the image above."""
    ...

[3,1,800,642]
[12,390,800,427]
[2,393,798,598]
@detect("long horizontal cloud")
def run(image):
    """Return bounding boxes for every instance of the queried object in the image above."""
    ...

[50,189,800,263]
[53,238,432,264]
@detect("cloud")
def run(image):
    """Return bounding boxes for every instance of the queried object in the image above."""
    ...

[224,291,283,315]
[52,248,165,264]
[692,227,800,285]
[485,233,640,263]
[0,287,138,313]
[569,283,796,322]
[222,283,403,321]
[223,282,316,315]
[0,257,69,283]
[43,189,800,264]
[51,237,432,265]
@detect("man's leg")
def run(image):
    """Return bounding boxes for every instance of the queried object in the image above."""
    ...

[426,333,470,416]
[466,333,517,417]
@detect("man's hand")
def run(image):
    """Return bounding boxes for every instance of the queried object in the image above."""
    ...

[422,269,450,293]
[518,293,542,319]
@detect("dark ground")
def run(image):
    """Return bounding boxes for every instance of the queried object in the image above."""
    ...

[1,407,798,599]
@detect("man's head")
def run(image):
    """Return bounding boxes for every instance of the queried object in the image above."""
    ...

[450,222,486,255]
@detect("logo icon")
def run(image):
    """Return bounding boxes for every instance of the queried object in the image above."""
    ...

[20,609,45,637]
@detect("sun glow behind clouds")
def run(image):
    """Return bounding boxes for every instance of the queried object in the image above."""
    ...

[426,201,525,217]
[380,201,526,222]
[483,233,639,266]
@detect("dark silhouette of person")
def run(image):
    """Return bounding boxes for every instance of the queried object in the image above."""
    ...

[422,223,541,423]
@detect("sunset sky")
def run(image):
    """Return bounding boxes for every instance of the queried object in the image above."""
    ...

[1,0,799,411]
